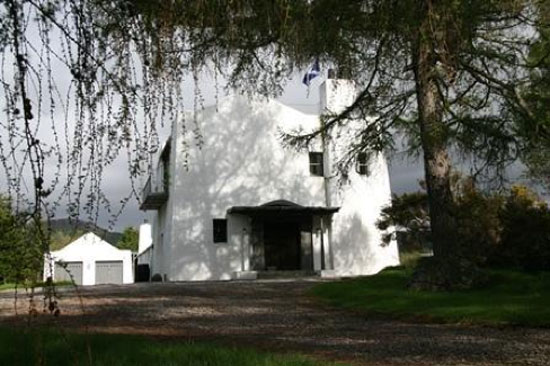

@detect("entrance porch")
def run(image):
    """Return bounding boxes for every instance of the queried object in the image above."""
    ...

[227,200,339,280]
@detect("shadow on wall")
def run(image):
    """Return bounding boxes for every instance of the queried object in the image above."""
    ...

[170,96,324,280]
[332,213,377,275]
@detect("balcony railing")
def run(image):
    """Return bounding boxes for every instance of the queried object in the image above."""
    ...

[140,175,169,210]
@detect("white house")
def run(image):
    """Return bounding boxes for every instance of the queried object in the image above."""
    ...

[44,232,134,286]
[140,76,400,281]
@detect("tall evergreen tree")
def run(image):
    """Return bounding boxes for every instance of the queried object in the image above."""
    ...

[128,0,546,288]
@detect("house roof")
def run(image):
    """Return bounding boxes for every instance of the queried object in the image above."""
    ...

[51,232,130,257]
[227,200,339,216]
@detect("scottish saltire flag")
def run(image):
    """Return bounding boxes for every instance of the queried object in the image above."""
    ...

[302,59,320,86]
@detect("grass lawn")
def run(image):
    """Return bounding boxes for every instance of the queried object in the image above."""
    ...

[0,283,14,291]
[0,281,72,291]
[0,327,343,366]
[311,267,550,327]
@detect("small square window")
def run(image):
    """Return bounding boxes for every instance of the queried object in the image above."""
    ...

[309,152,324,176]
[356,152,369,175]
[213,219,227,243]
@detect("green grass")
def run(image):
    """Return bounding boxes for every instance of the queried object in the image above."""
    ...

[0,327,342,366]
[311,267,550,327]
[0,283,14,291]
[0,281,72,291]
[398,250,425,269]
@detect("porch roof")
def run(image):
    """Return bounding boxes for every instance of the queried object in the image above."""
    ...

[227,200,340,216]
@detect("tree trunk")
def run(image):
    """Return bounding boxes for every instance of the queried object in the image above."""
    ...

[413,32,457,262]
[408,3,476,290]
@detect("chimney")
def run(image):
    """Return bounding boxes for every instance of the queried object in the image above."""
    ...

[138,222,152,254]
[320,76,357,115]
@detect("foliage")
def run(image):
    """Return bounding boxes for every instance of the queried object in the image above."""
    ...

[523,146,550,191]
[452,179,504,266]
[377,191,430,251]
[311,267,550,327]
[519,2,550,188]
[0,328,336,366]
[382,182,550,272]
[494,186,550,271]
[117,226,139,251]
[398,251,424,270]
[0,195,43,284]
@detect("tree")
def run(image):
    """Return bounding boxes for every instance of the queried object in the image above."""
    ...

[2,1,549,289]
[117,227,139,252]
[519,1,550,190]
[0,195,42,284]
[127,0,547,288]
[377,191,430,251]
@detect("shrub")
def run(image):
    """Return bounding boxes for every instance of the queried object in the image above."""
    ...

[380,179,550,272]
[452,180,504,265]
[492,186,550,271]
[377,191,431,252]
[151,273,163,282]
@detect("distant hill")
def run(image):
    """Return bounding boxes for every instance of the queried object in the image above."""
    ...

[49,218,122,246]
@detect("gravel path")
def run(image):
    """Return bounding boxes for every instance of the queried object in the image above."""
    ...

[0,280,549,365]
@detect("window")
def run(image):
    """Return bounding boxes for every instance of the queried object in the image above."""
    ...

[356,152,369,175]
[309,152,324,176]
[213,219,227,243]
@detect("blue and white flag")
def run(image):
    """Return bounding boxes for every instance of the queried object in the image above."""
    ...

[302,59,320,86]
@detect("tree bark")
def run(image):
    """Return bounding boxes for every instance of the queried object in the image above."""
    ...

[412,4,458,264]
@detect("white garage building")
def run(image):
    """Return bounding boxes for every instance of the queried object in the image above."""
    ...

[44,232,133,286]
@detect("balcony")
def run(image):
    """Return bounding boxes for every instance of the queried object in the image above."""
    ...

[140,175,168,210]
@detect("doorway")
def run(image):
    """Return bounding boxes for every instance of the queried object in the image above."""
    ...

[263,221,300,270]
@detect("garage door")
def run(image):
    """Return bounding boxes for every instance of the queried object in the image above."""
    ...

[95,261,123,285]
[54,262,83,285]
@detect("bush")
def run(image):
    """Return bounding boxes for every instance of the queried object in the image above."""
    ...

[151,273,163,282]
[491,186,550,271]
[377,191,431,252]
[452,180,504,265]
[380,179,550,272]
[0,196,43,284]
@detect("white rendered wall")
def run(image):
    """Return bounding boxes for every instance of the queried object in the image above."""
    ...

[148,137,177,280]
[328,154,400,275]
[322,79,400,275]
[150,196,171,279]
[138,223,152,254]
[167,96,327,281]
[44,233,134,285]
[156,79,399,281]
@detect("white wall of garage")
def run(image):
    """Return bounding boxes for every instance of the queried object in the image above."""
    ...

[44,232,133,286]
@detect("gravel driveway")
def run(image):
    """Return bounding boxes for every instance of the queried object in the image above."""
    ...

[0,279,548,366]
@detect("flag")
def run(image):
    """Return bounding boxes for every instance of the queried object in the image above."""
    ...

[302,59,320,86]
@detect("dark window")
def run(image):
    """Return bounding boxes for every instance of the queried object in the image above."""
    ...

[356,152,369,175]
[213,219,227,243]
[309,152,324,176]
